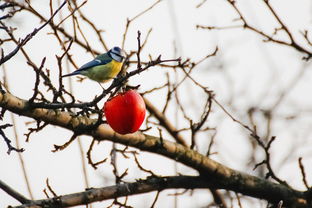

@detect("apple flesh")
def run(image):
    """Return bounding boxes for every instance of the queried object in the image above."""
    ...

[103,90,146,134]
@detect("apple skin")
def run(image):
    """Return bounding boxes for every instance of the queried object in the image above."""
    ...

[103,90,146,134]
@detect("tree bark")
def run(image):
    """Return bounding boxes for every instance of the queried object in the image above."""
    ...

[0,91,308,208]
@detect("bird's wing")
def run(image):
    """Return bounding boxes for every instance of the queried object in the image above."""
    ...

[76,54,111,72]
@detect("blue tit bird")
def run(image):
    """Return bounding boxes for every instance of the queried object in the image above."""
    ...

[62,46,126,83]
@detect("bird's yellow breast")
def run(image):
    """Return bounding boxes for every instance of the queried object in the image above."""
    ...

[83,60,123,83]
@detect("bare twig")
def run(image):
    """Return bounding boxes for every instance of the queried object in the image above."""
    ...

[144,97,188,146]
[0,123,24,154]
[52,133,78,152]
[0,0,68,65]
[2,64,34,199]
[45,178,57,197]
[150,191,160,208]
[298,157,310,190]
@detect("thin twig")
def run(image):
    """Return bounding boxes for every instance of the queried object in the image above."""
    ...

[0,0,68,65]
[298,157,310,189]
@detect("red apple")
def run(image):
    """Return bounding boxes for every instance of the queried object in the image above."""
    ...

[103,90,146,134]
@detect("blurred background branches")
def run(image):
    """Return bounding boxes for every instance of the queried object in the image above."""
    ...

[1,0,312,207]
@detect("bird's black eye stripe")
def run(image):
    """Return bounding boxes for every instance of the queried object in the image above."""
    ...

[111,51,123,58]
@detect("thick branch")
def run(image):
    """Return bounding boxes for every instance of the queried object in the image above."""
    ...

[0,180,30,204]
[12,176,216,208]
[0,91,308,208]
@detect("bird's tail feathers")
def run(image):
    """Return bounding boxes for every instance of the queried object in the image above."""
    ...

[62,71,80,78]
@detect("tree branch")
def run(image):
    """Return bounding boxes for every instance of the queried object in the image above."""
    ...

[144,97,188,147]
[0,91,309,207]
[0,180,30,204]
[0,0,67,65]
[11,175,221,208]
